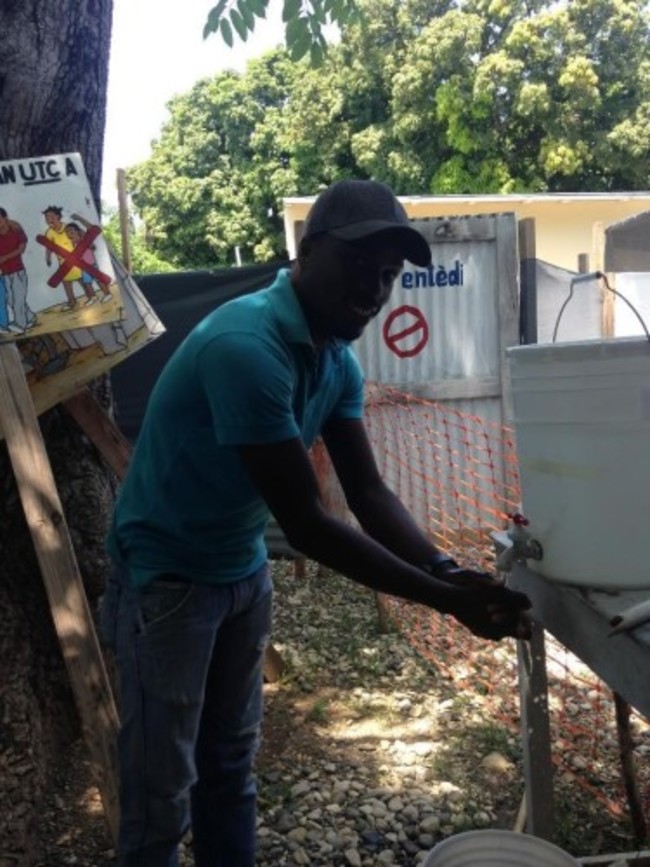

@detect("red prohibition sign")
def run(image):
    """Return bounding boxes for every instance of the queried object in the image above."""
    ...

[382,305,429,358]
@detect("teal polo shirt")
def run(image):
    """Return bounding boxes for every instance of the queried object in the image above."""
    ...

[108,268,364,587]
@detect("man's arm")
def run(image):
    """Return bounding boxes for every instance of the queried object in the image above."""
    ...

[238,436,454,605]
[321,416,453,569]
[236,434,530,640]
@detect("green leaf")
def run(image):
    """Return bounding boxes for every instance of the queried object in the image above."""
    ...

[238,0,256,30]
[286,14,309,44]
[203,0,228,37]
[309,41,324,67]
[311,0,326,25]
[282,0,302,23]
[220,17,234,47]
[288,27,312,61]
[247,0,267,17]
[230,8,248,40]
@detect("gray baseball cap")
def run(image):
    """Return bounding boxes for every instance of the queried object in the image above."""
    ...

[302,179,432,267]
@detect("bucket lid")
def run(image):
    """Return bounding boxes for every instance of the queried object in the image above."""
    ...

[423,829,580,866]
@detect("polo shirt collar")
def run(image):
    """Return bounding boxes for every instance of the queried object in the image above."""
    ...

[268,267,315,348]
[268,267,350,361]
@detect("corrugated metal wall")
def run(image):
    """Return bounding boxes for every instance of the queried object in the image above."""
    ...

[355,213,518,410]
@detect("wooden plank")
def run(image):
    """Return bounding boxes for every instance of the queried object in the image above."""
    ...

[613,692,648,846]
[579,853,650,865]
[519,218,538,345]
[578,849,650,867]
[496,213,520,422]
[577,253,590,274]
[116,168,132,274]
[0,343,120,843]
[63,388,131,478]
[593,221,615,337]
[366,376,501,404]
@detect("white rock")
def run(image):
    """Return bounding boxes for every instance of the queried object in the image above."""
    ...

[480,751,514,773]
[419,815,440,834]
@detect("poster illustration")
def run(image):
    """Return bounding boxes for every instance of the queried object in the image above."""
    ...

[12,253,165,425]
[0,153,122,339]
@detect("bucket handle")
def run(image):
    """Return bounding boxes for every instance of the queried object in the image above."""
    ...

[552,271,650,343]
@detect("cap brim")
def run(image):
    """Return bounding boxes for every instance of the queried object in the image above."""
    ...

[330,220,432,267]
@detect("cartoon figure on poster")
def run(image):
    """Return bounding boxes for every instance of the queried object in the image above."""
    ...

[0,153,121,340]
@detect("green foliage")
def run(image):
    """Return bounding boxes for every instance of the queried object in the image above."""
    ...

[129,0,650,267]
[203,0,361,63]
[101,207,176,274]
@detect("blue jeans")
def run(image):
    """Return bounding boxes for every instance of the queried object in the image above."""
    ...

[101,563,272,867]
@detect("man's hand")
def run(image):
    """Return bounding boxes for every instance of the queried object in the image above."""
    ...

[448,583,532,641]
[424,560,532,641]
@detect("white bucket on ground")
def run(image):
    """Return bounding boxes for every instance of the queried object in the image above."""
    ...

[423,829,580,866]
[507,336,650,589]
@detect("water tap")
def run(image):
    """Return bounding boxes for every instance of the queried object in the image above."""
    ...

[495,512,544,572]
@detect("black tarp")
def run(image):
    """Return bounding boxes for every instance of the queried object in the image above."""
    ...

[111,260,288,443]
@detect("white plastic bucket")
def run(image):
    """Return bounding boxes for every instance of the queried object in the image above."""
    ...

[507,336,650,589]
[423,829,580,866]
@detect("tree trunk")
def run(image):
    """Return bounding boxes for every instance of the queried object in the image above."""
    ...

[0,2,114,859]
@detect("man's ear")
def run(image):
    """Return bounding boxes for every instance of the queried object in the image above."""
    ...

[297,236,312,266]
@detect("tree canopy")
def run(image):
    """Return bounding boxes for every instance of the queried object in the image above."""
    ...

[128,0,650,269]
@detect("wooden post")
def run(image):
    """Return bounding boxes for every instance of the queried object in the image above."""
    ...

[593,221,614,337]
[517,626,555,840]
[116,168,132,274]
[518,218,537,345]
[0,344,120,844]
[63,389,131,478]
[613,692,648,847]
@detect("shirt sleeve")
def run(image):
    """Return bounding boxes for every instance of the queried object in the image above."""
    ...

[196,331,300,446]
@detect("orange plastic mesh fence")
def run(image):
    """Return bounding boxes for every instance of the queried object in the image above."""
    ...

[314,384,650,828]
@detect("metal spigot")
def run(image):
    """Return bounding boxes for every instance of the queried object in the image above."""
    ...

[495,512,544,572]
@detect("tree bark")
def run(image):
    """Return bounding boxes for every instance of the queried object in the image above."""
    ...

[0,1,114,859]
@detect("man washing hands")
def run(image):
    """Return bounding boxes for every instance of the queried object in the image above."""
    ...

[104,179,531,867]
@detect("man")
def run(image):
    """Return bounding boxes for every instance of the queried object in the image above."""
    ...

[0,207,35,333]
[103,179,531,867]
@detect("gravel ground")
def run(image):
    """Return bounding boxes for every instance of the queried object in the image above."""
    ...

[249,561,524,867]
[33,558,641,866]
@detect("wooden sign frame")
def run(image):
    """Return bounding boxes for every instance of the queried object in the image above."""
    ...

[0,341,120,843]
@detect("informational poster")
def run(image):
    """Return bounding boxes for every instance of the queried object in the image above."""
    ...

[0,153,122,339]
[11,254,165,426]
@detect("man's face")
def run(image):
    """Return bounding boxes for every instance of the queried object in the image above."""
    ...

[300,234,404,343]
[44,211,60,228]
[0,215,8,233]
